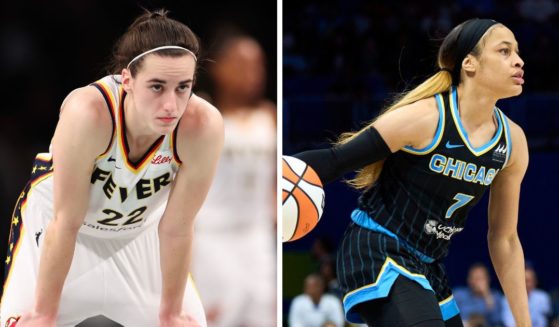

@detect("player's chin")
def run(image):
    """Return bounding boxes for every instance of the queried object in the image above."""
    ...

[155,123,178,135]
[511,84,523,96]
[501,85,523,99]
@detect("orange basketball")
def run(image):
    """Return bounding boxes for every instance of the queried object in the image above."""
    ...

[282,155,325,242]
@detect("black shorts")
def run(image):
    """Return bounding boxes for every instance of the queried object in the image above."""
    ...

[356,276,464,327]
[336,222,460,324]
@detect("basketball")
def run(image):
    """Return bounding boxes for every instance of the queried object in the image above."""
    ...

[282,156,325,242]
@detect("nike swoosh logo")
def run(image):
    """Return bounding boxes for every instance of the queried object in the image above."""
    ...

[445,141,464,149]
[108,157,116,162]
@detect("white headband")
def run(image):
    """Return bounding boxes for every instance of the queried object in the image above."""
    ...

[126,45,197,69]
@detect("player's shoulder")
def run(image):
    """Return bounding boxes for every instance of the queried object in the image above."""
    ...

[375,96,440,150]
[56,85,113,154]
[381,96,439,126]
[60,85,112,130]
[499,114,528,171]
[503,116,527,143]
[500,114,527,156]
[52,85,114,158]
[405,96,439,122]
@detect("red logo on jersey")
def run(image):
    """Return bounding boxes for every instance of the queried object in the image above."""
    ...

[5,316,20,327]
[152,155,172,165]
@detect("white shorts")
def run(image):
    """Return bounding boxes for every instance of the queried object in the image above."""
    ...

[1,193,206,327]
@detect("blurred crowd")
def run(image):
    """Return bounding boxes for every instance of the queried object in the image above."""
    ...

[284,0,559,152]
[285,0,559,93]
[287,238,559,327]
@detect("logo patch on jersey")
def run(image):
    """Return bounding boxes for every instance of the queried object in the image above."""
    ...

[35,228,43,247]
[151,154,172,165]
[492,143,507,163]
[445,141,464,149]
[424,219,464,240]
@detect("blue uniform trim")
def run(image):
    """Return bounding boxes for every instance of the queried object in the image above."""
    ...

[343,257,433,324]
[497,108,513,167]
[450,86,503,156]
[439,295,461,320]
[402,93,446,155]
[351,209,435,263]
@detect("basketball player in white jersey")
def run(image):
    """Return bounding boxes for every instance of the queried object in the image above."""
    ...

[192,35,276,327]
[1,9,223,327]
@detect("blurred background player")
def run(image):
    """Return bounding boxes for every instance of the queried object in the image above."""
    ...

[192,31,276,327]
[288,273,345,327]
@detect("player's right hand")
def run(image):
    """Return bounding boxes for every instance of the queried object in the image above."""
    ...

[11,312,56,327]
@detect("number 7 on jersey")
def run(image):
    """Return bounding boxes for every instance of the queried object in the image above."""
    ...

[445,193,474,219]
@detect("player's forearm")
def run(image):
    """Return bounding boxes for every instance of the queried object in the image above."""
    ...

[34,218,80,318]
[488,232,531,327]
[159,226,193,316]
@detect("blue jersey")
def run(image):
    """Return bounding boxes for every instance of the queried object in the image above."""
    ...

[355,86,512,260]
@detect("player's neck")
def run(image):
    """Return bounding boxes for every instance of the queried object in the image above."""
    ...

[456,84,497,128]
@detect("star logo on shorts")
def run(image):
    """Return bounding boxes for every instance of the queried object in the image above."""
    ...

[5,316,21,327]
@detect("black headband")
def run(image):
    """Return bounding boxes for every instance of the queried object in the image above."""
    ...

[451,18,499,84]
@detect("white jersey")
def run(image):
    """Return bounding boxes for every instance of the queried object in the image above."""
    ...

[1,75,206,326]
[195,108,275,230]
[5,75,180,240]
[85,75,180,238]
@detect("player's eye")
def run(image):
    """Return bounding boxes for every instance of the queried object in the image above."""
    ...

[499,48,511,56]
[150,84,163,92]
[177,84,191,93]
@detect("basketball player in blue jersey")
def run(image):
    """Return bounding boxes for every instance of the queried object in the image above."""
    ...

[1,10,223,327]
[293,19,531,326]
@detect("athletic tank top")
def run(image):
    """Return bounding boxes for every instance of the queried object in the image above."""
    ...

[196,109,276,231]
[28,75,181,239]
[355,86,513,260]
[83,75,181,238]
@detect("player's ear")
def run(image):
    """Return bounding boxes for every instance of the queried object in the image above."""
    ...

[462,54,477,74]
[121,68,133,93]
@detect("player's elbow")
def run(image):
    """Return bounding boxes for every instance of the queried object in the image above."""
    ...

[487,228,519,248]
[158,217,195,238]
[51,214,84,234]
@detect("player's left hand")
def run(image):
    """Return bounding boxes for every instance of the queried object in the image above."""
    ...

[159,313,201,327]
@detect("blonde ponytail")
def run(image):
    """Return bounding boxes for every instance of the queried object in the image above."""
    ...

[339,70,452,189]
